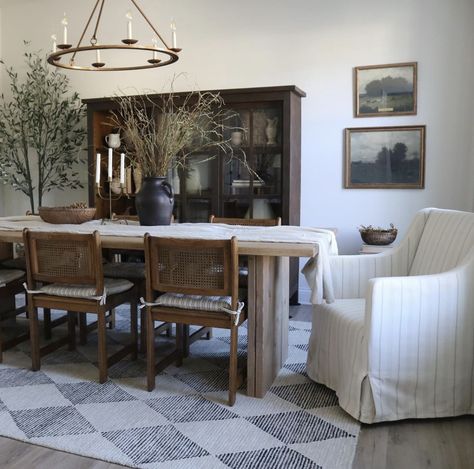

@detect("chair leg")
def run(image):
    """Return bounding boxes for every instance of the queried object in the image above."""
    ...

[176,323,184,367]
[166,322,172,337]
[183,324,190,358]
[79,314,87,345]
[146,308,156,391]
[67,311,76,351]
[97,311,108,383]
[140,308,147,354]
[28,301,41,371]
[108,308,116,329]
[43,308,52,340]
[228,325,238,406]
[130,300,138,361]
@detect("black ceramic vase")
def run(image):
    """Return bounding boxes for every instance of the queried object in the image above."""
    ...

[135,176,174,226]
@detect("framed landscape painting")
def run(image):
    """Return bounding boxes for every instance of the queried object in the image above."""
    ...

[344,125,425,189]
[354,62,417,117]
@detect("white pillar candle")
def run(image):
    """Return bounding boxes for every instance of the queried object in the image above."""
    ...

[152,37,158,60]
[51,34,57,53]
[171,20,177,48]
[120,153,125,185]
[95,153,101,184]
[61,14,68,44]
[96,47,101,63]
[108,148,113,179]
[126,11,133,39]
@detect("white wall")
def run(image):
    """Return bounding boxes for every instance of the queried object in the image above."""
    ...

[1,0,473,299]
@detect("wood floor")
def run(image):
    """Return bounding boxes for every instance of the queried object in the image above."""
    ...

[0,305,473,469]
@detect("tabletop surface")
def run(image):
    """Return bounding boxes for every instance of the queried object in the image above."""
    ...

[0,217,339,257]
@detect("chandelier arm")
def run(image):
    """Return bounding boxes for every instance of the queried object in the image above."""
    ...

[71,0,102,63]
[128,0,171,49]
[91,0,106,42]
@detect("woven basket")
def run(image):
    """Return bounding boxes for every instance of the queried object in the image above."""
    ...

[360,229,397,246]
[39,207,97,225]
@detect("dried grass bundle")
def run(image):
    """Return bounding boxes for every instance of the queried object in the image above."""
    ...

[111,86,247,178]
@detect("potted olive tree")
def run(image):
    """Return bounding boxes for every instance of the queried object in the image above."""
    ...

[0,48,86,214]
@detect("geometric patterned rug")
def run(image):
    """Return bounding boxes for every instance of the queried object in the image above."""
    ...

[0,309,360,468]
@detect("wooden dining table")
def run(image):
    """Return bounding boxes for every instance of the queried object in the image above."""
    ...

[0,217,335,398]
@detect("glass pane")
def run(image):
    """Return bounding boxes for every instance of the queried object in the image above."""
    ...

[183,198,212,223]
[223,199,250,218]
[252,107,282,147]
[223,148,253,195]
[254,152,281,195]
[184,154,213,196]
[224,109,250,147]
[249,198,281,219]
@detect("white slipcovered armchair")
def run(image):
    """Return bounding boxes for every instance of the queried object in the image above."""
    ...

[307,208,474,423]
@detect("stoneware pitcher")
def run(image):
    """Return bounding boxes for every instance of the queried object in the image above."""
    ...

[135,176,174,225]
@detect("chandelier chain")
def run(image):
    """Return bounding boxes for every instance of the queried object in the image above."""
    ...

[129,0,169,49]
[91,0,106,44]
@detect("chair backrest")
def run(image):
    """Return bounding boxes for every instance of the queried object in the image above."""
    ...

[144,235,238,304]
[23,230,104,292]
[409,209,474,276]
[209,215,281,227]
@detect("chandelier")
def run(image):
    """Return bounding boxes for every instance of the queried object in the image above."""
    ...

[47,0,181,71]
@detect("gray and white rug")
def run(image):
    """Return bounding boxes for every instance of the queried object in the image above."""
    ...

[0,310,359,468]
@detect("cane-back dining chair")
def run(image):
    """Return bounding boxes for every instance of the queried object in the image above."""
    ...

[209,214,281,287]
[144,235,246,406]
[23,229,138,383]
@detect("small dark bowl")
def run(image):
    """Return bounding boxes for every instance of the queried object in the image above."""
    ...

[360,229,397,246]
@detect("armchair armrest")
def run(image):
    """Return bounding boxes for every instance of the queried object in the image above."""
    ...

[330,250,403,299]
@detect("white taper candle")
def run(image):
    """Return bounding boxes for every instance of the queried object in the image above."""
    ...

[120,153,125,185]
[108,148,113,179]
[126,11,133,39]
[171,20,177,48]
[61,14,68,44]
[95,153,101,184]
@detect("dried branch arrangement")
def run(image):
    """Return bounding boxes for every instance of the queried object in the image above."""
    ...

[110,86,250,178]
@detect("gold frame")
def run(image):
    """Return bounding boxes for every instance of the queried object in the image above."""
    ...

[344,125,425,189]
[354,62,417,117]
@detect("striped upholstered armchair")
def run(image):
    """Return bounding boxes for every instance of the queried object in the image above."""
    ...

[307,208,474,423]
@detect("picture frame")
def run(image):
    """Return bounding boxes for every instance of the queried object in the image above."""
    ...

[354,62,417,117]
[344,125,425,189]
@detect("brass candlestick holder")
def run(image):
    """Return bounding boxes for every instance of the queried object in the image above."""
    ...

[96,178,127,223]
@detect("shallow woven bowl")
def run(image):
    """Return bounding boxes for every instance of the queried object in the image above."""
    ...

[39,206,96,224]
[360,229,397,246]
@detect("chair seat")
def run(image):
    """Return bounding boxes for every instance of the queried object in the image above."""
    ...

[154,293,236,312]
[39,277,133,300]
[0,269,25,286]
[0,257,26,271]
[103,262,145,280]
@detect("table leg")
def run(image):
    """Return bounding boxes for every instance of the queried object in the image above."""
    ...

[247,255,289,398]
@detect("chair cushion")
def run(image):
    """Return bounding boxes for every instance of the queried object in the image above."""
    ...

[0,269,25,287]
[39,277,133,300]
[409,209,474,276]
[155,293,234,312]
[0,257,26,271]
[103,262,145,280]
